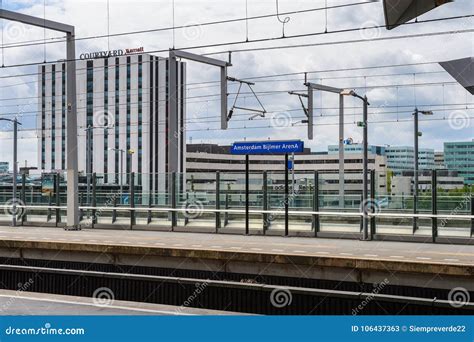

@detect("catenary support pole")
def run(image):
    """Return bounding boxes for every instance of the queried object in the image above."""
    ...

[285,153,289,236]
[263,171,268,234]
[55,173,61,226]
[413,108,419,233]
[216,171,221,231]
[21,173,26,224]
[471,194,474,238]
[12,119,17,227]
[130,172,135,229]
[370,169,376,236]
[66,31,79,230]
[339,94,344,208]
[362,97,369,240]
[245,155,249,235]
[0,10,78,229]
[313,171,319,236]
[171,172,177,230]
[92,172,97,226]
[431,169,437,243]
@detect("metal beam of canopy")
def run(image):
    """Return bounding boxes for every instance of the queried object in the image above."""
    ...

[439,57,474,95]
[168,50,231,177]
[0,9,79,230]
[304,83,346,208]
[383,0,453,30]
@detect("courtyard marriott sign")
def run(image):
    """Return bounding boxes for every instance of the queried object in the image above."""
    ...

[79,47,144,60]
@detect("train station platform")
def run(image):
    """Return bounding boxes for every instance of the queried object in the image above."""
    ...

[0,226,473,292]
[0,289,233,315]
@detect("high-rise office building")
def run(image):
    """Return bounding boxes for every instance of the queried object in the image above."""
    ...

[37,52,186,194]
[0,162,8,173]
[384,146,434,175]
[444,140,474,185]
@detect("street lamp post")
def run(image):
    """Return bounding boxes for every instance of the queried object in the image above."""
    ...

[85,125,112,210]
[85,125,92,209]
[301,83,355,209]
[413,108,433,232]
[108,148,125,203]
[341,90,370,240]
[127,149,135,206]
[291,152,295,198]
[0,118,21,227]
[127,149,135,185]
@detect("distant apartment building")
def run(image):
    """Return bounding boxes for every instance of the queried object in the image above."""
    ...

[327,144,435,175]
[0,162,8,173]
[186,144,388,195]
[444,140,474,185]
[328,144,386,156]
[391,170,465,195]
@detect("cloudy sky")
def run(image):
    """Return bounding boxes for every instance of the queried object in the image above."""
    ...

[0,0,472,169]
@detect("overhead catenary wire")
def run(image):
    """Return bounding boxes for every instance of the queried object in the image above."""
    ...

[0,10,469,111]
[0,1,376,49]
[2,104,472,132]
[0,57,465,82]
[204,26,474,57]
[2,114,473,142]
[0,16,472,69]
[0,69,450,93]
[0,80,465,105]
[0,1,471,174]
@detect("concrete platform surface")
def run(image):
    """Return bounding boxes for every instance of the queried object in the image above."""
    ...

[0,226,472,266]
[0,289,236,315]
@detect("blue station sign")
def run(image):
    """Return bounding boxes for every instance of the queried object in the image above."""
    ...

[231,140,304,155]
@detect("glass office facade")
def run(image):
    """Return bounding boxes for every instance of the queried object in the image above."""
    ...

[444,140,474,185]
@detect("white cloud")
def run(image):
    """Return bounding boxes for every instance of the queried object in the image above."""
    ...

[0,0,472,169]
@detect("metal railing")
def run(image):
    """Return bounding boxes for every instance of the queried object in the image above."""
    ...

[0,170,473,243]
